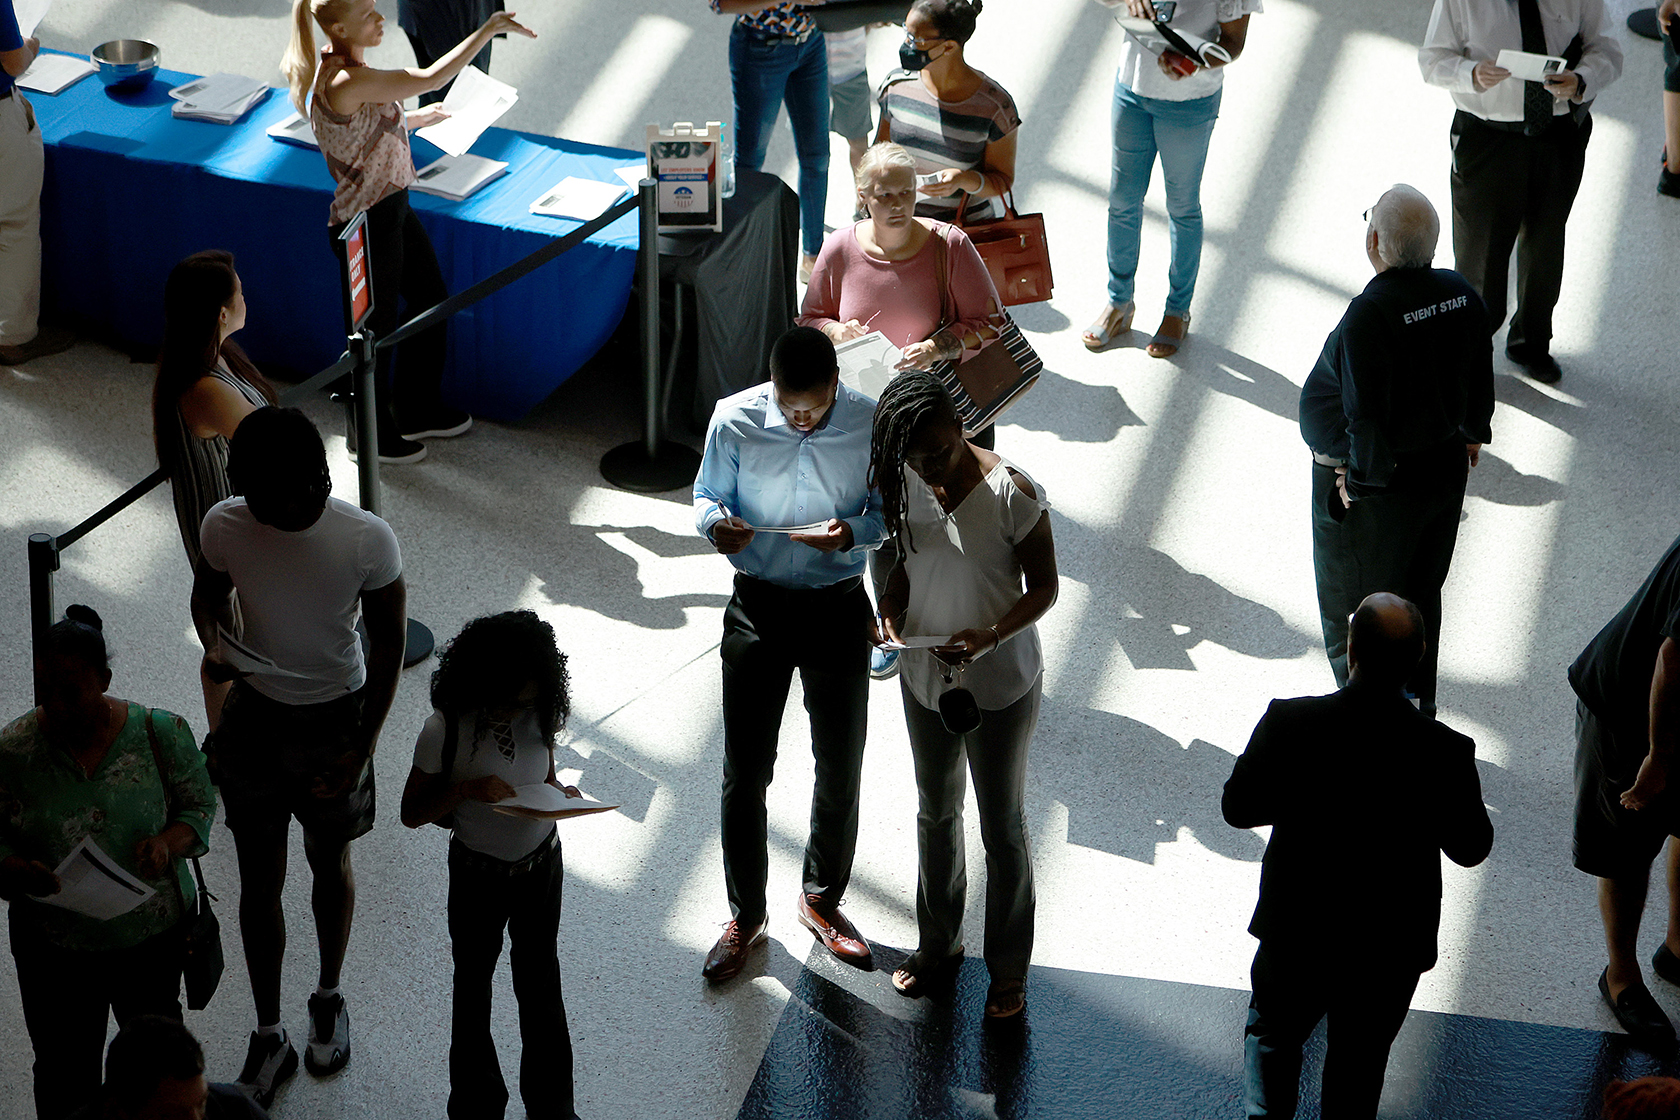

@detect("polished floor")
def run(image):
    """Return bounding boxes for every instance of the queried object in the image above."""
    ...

[3,0,1680,1117]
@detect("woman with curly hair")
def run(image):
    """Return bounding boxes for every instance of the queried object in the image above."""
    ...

[867,369,1058,1019]
[400,610,580,1120]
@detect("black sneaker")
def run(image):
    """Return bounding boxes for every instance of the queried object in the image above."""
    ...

[346,425,428,465]
[400,406,473,441]
[236,1030,298,1109]
[305,992,351,1076]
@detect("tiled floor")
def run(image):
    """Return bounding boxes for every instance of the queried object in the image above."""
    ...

[3,1,1680,1117]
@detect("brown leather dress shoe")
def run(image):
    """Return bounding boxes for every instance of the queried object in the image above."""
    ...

[702,918,767,983]
[796,893,872,967]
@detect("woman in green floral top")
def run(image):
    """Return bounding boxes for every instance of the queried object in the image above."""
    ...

[0,605,216,1120]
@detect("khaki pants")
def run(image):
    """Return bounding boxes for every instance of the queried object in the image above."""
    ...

[0,91,44,348]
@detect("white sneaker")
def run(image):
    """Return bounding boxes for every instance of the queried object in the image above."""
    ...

[305,992,351,1075]
[236,1030,298,1109]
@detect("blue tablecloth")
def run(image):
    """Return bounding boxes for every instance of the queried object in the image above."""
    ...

[31,55,641,421]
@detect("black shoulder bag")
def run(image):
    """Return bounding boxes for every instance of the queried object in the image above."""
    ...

[144,709,225,1011]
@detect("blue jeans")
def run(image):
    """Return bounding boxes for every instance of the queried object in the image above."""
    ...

[728,25,830,256]
[1106,81,1221,317]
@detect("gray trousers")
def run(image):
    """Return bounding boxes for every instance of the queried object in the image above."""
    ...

[901,677,1040,982]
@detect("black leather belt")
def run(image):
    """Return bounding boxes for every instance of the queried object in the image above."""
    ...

[740,25,813,45]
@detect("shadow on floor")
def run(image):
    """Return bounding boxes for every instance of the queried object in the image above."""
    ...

[738,956,1680,1120]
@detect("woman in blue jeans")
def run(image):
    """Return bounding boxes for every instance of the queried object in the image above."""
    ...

[402,611,582,1120]
[1085,0,1258,358]
[712,0,830,279]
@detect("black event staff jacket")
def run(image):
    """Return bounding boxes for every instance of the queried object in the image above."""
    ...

[1298,267,1494,500]
[1223,682,1494,972]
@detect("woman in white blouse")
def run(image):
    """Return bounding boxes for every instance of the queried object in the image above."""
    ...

[1084,0,1259,358]
[867,369,1058,1019]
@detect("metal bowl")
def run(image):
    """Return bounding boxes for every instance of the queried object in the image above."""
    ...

[91,39,161,92]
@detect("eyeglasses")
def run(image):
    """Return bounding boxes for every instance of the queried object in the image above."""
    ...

[903,33,946,49]
[1362,207,1373,222]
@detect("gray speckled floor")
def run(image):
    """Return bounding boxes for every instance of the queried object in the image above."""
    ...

[3,1,1679,1117]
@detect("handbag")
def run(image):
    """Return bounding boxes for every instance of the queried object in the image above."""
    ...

[144,710,225,1011]
[929,227,1044,435]
[797,1,910,33]
[953,191,1054,307]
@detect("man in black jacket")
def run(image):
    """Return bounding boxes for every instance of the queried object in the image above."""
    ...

[1299,184,1494,717]
[1225,593,1494,1120]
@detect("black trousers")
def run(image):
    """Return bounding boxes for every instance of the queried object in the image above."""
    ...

[1310,460,1467,716]
[720,574,871,922]
[9,912,184,1120]
[447,835,574,1120]
[1448,109,1591,354]
[328,188,450,435]
[1244,942,1421,1120]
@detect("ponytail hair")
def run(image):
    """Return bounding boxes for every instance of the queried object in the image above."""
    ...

[282,0,349,116]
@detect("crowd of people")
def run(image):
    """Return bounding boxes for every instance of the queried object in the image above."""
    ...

[2,0,1680,1118]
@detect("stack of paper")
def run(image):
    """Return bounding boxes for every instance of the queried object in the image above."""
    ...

[170,73,270,124]
[412,154,510,201]
[415,65,517,157]
[835,331,904,401]
[529,176,628,221]
[18,54,95,95]
[266,111,319,150]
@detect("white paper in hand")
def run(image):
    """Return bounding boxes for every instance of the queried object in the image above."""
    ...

[880,635,956,650]
[1495,49,1566,83]
[14,0,51,38]
[492,784,619,821]
[835,332,904,401]
[416,65,518,157]
[31,838,155,920]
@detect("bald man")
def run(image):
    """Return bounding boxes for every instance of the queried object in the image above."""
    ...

[1299,185,1494,718]
[1225,593,1493,1120]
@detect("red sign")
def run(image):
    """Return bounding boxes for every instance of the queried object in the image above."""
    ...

[345,221,371,330]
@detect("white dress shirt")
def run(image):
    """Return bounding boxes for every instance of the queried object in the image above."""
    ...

[1419,0,1622,122]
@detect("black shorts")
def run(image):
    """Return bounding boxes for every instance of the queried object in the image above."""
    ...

[1573,698,1680,879]
[208,681,375,845]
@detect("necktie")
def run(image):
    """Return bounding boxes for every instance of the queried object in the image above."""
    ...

[1515,0,1555,136]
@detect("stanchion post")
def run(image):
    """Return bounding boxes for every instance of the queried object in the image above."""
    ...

[28,533,59,707]
[351,328,381,518]
[640,178,660,458]
[600,179,703,493]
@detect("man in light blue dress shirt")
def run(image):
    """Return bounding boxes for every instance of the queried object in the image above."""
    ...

[693,327,886,982]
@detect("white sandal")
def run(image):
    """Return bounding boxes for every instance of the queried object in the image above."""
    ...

[1082,301,1136,352]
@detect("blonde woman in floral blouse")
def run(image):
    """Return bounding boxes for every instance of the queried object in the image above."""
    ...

[0,605,215,1120]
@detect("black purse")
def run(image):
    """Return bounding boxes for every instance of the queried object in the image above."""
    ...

[144,711,225,1011]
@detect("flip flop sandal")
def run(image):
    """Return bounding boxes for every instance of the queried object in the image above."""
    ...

[1082,301,1136,351]
[891,951,963,997]
[984,979,1026,1018]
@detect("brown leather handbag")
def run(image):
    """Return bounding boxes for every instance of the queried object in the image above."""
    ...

[954,191,1054,307]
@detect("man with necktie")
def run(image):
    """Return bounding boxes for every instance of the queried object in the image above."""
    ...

[1419,0,1622,384]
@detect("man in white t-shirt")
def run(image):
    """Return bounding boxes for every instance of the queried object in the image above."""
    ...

[189,407,406,1110]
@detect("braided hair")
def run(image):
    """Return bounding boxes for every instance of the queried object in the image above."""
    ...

[430,610,570,748]
[868,369,960,554]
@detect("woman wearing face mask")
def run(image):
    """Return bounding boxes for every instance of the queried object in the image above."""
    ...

[0,606,216,1120]
[282,0,536,464]
[1084,0,1257,359]
[866,368,1058,1020]
[876,0,1019,225]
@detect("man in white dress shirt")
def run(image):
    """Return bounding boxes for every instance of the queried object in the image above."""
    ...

[1419,0,1621,385]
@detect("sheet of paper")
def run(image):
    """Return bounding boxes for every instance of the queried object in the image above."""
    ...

[492,784,619,821]
[31,838,155,920]
[17,53,95,95]
[614,163,648,191]
[528,176,628,220]
[15,0,51,38]
[217,625,311,680]
[169,73,267,114]
[745,522,831,534]
[1496,49,1566,83]
[835,331,904,401]
[881,636,956,650]
[266,111,318,149]
[411,154,509,200]
[416,65,518,157]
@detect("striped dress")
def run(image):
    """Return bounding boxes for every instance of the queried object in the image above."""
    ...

[878,69,1021,223]
[162,365,268,572]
